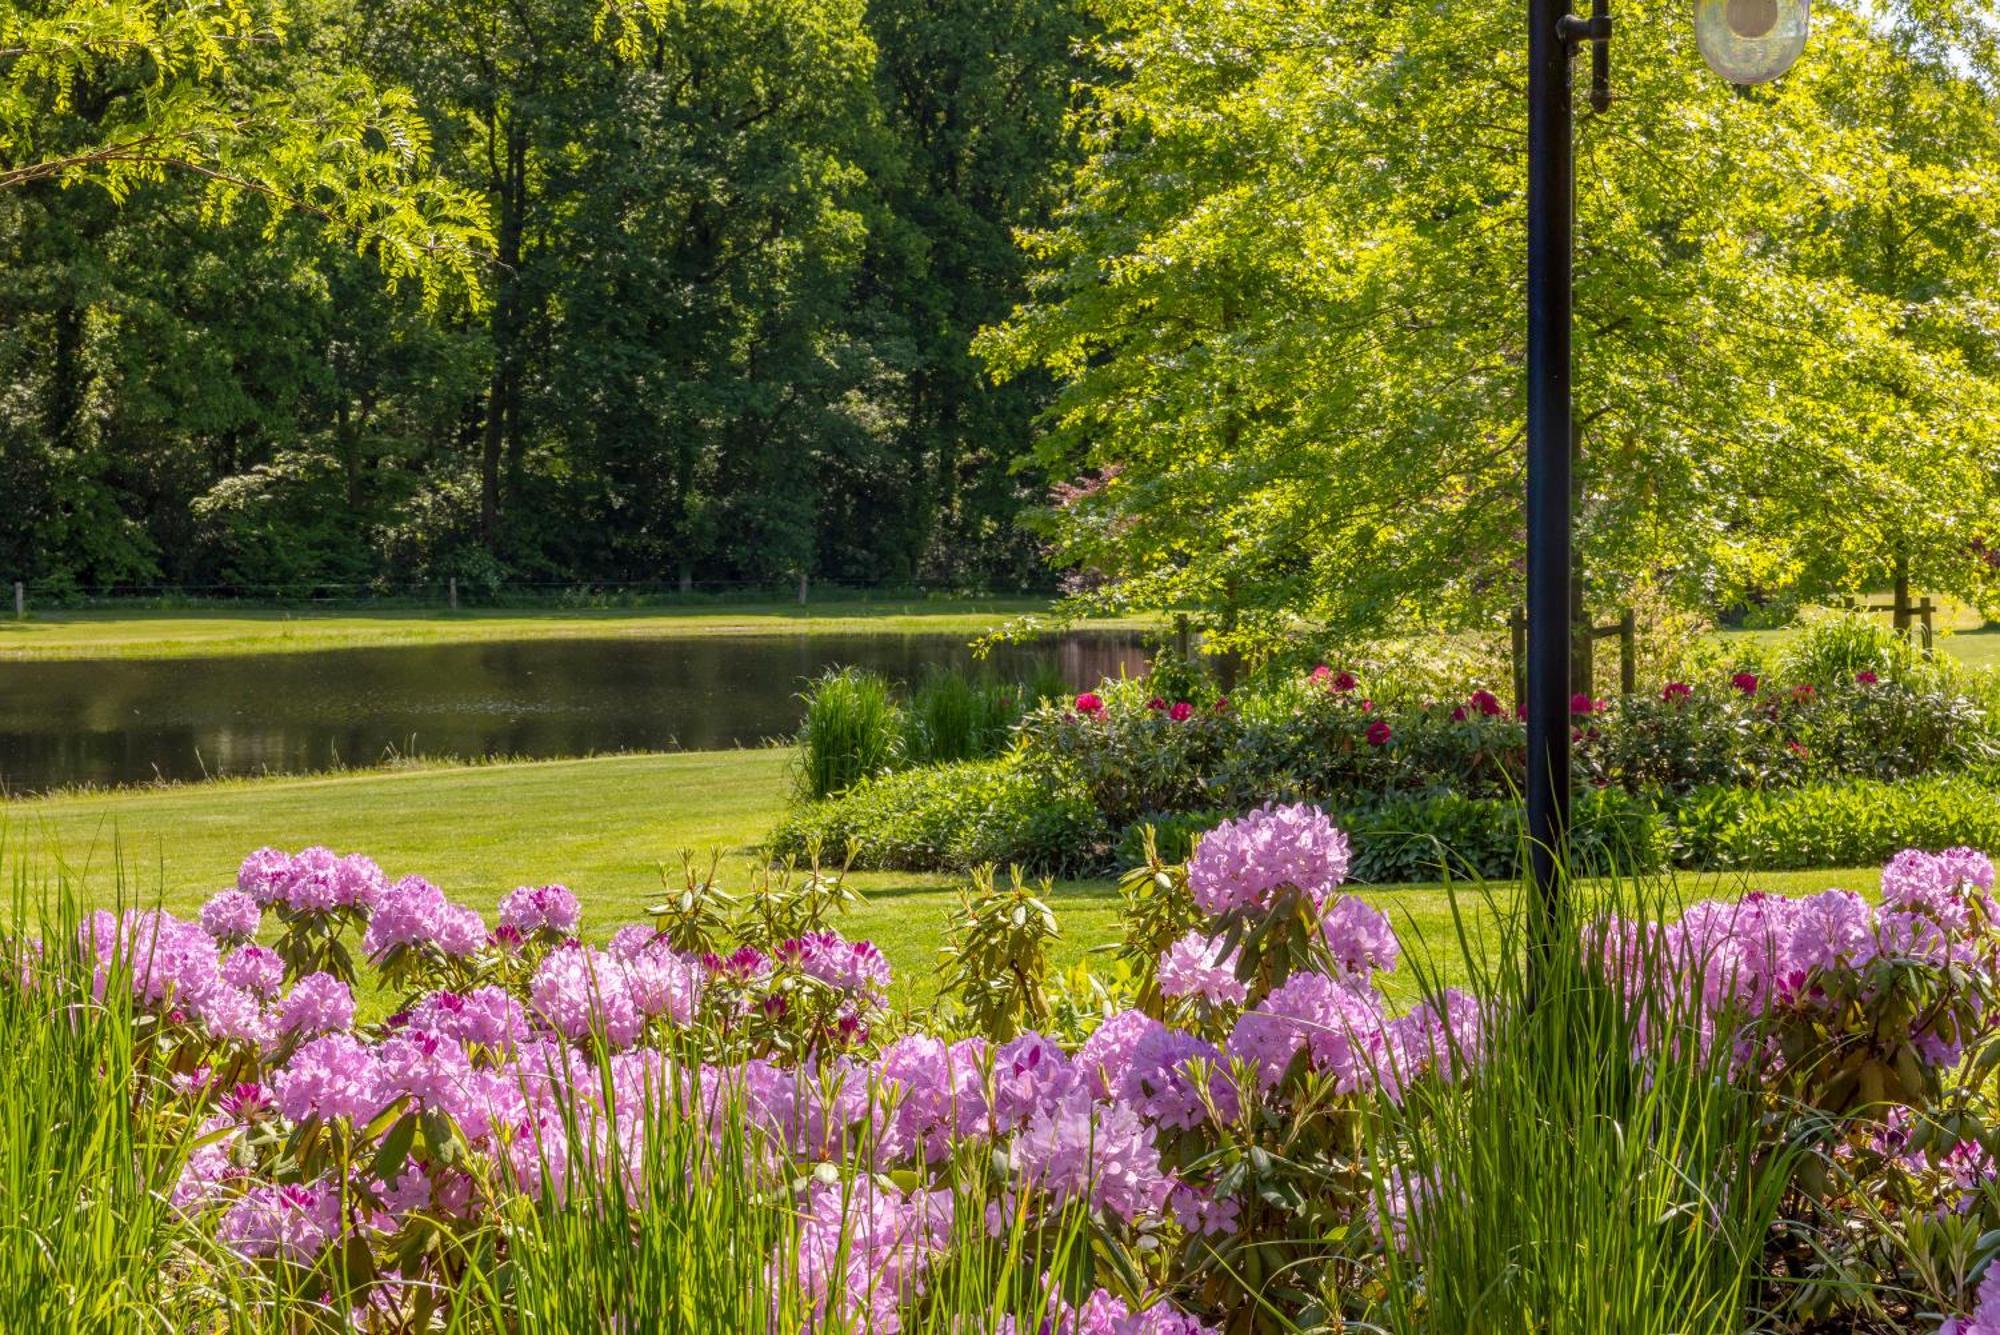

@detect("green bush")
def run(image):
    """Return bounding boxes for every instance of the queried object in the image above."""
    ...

[1340,787,1665,884]
[795,667,905,799]
[1113,810,1231,866]
[1110,789,1665,885]
[1672,776,2000,871]
[768,758,1109,876]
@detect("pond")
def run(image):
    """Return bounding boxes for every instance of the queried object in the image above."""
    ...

[0,632,1150,795]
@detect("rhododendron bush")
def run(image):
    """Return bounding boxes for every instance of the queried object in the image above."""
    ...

[12,809,2000,1330]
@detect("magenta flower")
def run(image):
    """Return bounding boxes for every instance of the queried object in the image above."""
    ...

[1168,701,1193,722]
[217,1181,342,1263]
[1856,670,1879,685]
[1569,693,1600,715]
[1074,692,1104,715]
[1145,696,1168,711]
[1365,720,1393,747]
[1731,672,1760,694]
[1467,689,1504,717]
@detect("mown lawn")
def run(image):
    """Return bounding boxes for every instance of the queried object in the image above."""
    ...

[0,598,1149,662]
[1,748,1883,1009]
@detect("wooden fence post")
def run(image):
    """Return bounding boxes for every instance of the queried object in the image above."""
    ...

[448,576,459,611]
[1509,608,1527,710]
[1619,606,1636,696]
[797,571,809,606]
[12,581,21,620]
[1919,596,1935,658]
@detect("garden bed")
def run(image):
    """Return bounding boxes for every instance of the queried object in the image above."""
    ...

[11,811,1999,1331]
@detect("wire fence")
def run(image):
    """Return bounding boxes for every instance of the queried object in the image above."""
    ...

[4,575,1064,616]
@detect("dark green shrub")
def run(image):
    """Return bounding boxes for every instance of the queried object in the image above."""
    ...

[768,758,1109,876]
[1342,787,1664,884]
[1673,777,2000,871]
[1113,810,1230,867]
[795,667,904,799]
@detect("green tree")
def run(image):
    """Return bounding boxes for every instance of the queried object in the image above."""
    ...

[858,0,1089,585]
[0,0,490,307]
[979,0,2000,654]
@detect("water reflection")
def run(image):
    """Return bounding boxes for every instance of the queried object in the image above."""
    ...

[0,633,1149,794]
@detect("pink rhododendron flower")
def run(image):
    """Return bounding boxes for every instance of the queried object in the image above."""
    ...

[1186,803,1350,915]
[1118,1026,1238,1130]
[1320,896,1400,978]
[219,945,284,998]
[1157,931,1248,1006]
[278,972,356,1037]
[498,884,581,936]
[1227,971,1390,1093]
[364,876,485,959]
[199,890,261,944]
[273,1033,382,1123]
[218,1181,342,1263]
[1008,1088,1169,1222]
[1074,1010,1165,1100]
[408,986,530,1050]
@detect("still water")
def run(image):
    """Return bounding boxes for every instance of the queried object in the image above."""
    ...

[0,633,1149,795]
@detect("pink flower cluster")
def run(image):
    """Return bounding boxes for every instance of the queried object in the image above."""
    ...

[1604,848,1998,1070]
[1941,1268,2000,1335]
[498,884,581,936]
[362,875,488,960]
[238,846,386,913]
[1185,803,1352,915]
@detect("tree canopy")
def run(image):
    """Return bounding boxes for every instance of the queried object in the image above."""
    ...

[980,0,2000,652]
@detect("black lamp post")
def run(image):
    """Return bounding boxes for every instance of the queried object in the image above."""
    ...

[1521,0,1808,945]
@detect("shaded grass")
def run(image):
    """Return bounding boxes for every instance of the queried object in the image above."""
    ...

[1,748,1884,1011]
[0,599,1151,662]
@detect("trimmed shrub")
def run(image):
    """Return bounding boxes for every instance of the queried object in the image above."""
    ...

[1341,787,1665,884]
[795,667,904,799]
[1673,776,2000,871]
[769,758,1109,876]
[1110,789,1665,886]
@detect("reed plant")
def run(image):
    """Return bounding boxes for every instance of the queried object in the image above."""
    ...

[1365,853,1810,1334]
[904,667,1023,766]
[796,668,905,800]
[0,862,211,1333]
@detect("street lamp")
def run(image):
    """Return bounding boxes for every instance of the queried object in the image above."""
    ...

[1522,0,1807,957]
[1697,0,1812,84]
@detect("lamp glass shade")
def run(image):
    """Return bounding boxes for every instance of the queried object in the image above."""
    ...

[1695,0,1810,83]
